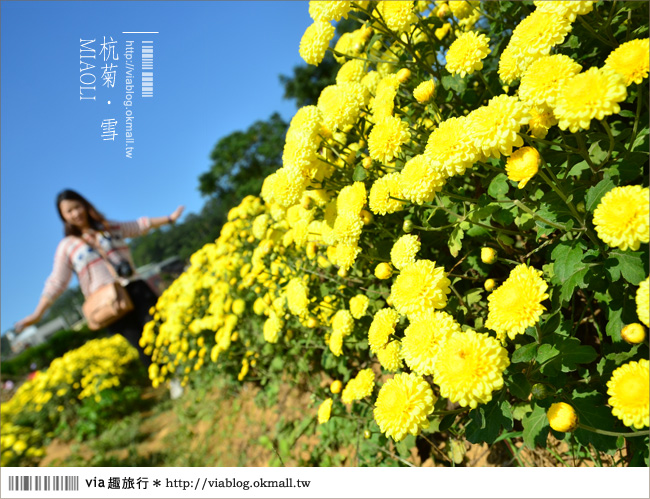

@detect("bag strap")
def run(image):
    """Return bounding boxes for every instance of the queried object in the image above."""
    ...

[78,231,121,281]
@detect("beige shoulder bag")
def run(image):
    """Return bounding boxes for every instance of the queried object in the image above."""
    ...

[80,234,134,330]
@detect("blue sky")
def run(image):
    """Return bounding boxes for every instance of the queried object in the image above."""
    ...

[1,1,314,333]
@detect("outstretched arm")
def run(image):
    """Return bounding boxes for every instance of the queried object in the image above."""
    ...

[15,296,53,333]
[149,205,185,229]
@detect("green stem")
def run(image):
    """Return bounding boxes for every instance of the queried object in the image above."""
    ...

[574,131,599,174]
[578,424,650,438]
[513,200,568,232]
[625,83,644,157]
[600,118,615,166]
[578,16,616,47]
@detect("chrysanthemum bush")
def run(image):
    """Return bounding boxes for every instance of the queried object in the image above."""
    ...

[143,0,649,465]
[1,335,142,466]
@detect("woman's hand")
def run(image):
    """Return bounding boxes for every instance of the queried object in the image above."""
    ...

[169,205,185,223]
[14,313,42,333]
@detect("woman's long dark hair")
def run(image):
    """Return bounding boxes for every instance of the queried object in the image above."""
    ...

[56,189,107,237]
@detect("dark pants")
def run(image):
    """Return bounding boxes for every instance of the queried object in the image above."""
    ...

[107,279,158,368]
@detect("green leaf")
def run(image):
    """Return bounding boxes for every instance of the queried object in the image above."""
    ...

[511,342,538,363]
[608,251,646,285]
[448,226,464,257]
[538,336,598,375]
[352,164,367,181]
[559,268,589,303]
[511,403,532,421]
[566,160,591,177]
[571,389,620,453]
[465,398,513,445]
[441,74,467,93]
[488,173,509,199]
[522,404,549,449]
[551,243,584,282]
[507,372,531,400]
[585,178,615,212]
[596,344,640,377]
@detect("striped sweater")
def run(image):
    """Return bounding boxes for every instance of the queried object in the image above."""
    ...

[42,217,152,301]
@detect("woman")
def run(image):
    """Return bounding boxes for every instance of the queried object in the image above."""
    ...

[15,189,183,375]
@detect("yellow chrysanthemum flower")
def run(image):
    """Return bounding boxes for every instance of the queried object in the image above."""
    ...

[402,310,461,375]
[377,340,403,372]
[547,402,579,432]
[332,309,354,338]
[527,104,558,139]
[413,80,435,104]
[317,82,366,131]
[390,234,421,270]
[341,368,375,404]
[636,278,650,327]
[433,330,510,409]
[498,44,521,85]
[299,21,336,66]
[263,312,283,344]
[554,67,627,133]
[390,260,451,318]
[486,264,549,342]
[374,262,394,280]
[336,59,367,84]
[445,31,491,78]
[467,94,530,159]
[424,116,478,177]
[309,1,351,22]
[368,116,411,164]
[398,154,446,205]
[373,372,436,442]
[333,243,362,271]
[368,308,400,354]
[448,1,479,20]
[368,173,406,215]
[337,181,367,217]
[533,1,594,22]
[329,330,344,357]
[607,359,649,429]
[518,54,582,108]
[505,146,541,189]
[286,278,310,317]
[604,38,650,86]
[593,185,650,251]
[377,0,416,34]
[349,294,370,319]
[505,10,573,75]
[317,397,333,424]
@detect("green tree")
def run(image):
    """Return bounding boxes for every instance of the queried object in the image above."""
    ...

[197,113,288,199]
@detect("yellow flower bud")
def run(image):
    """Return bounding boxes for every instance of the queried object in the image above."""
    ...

[413,80,436,104]
[307,317,319,328]
[375,262,393,279]
[621,323,646,344]
[306,242,318,259]
[484,278,496,292]
[505,146,541,189]
[362,156,373,169]
[330,380,343,394]
[547,402,579,433]
[397,68,411,83]
[338,267,349,278]
[437,3,450,18]
[481,247,498,264]
[360,209,374,225]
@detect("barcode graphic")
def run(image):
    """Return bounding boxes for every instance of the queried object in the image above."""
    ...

[8,475,79,491]
[142,41,154,97]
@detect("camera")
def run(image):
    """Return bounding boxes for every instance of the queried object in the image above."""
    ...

[114,260,134,278]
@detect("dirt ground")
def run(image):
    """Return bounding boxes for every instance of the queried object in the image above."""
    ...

[38,380,611,467]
